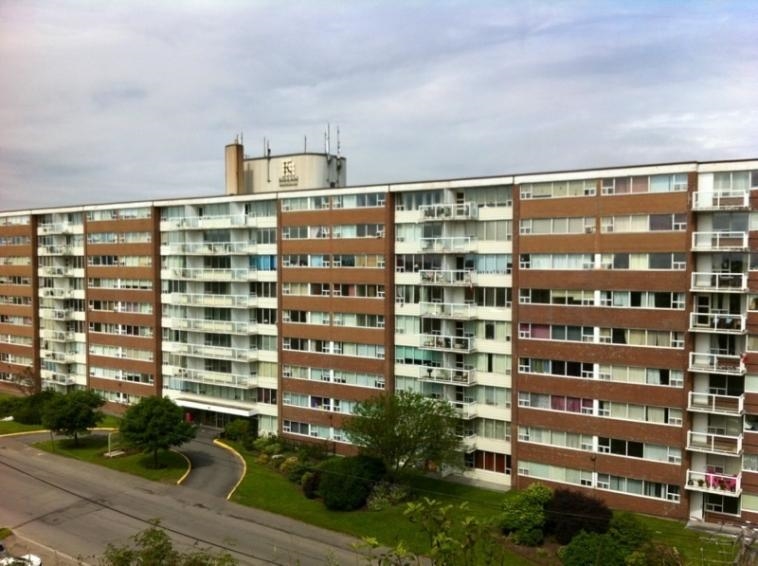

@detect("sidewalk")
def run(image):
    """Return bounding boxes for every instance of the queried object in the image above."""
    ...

[3,533,84,566]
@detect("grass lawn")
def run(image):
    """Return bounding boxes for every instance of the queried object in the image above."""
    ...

[34,434,188,484]
[229,445,736,565]
[637,515,739,564]
[230,448,532,564]
[0,420,44,435]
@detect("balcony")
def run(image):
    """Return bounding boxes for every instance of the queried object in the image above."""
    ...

[419,269,476,286]
[163,293,256,308]
[687,430,742,455]
[419,202,478,221]
[162,317,255,334]
[171,366,256,389]
[689,312,746,334]
[420,333,475,353]
[692,189,750,211]
[688,391,744,416]
[689,352,745,376]
[418,365,476,386]
[39,288,70,299]
[162,268,254,281]
[420,301,477,320]
[160,241,257,255]
[692,231,748,252]
[419,236,475,253]
[164,341,257,362]
[40,369,77,386]
[691,272,747,293]
[453,400,478,419]
[686,469,741,496]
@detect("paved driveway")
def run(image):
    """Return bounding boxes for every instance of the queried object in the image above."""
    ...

[179,426,244,498]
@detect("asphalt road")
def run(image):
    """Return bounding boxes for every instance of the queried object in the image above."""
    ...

[0,435,364,565]
[180,427,244,498]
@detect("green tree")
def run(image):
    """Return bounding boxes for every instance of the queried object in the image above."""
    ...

[343,390,461,476]
[41,389,105,446]
[100,520,237,565]
[358,498,505,565]
[500,483,553,546]
[120,397,196,468]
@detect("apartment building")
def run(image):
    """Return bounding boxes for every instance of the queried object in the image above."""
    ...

[1,147,757,523]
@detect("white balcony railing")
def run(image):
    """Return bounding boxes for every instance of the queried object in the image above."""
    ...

[453,400,478,419]
[418,365,476,385]
[691,272,747,292]
[170,366,256,388]
[419,202,478,221]
[164,341,257,362]
[160,241,257,255]
[687,430,742,455]
[418,269,476,286]
[692,231,748,252]
[163,293,256,308]
[689,312,746,333]
[692,189,750,210]
[419,301,478,319]
[162,317,256,334]
[689,352,745,375]
[162,268,255,281]
[419,236,475,252]
[686,469,741,496]
[420,333,475,353]
[687,391,744,416]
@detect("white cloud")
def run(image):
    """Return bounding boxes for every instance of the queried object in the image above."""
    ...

[0,1,756,209]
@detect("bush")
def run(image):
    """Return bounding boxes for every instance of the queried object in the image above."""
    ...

[13,391,56,424]
[545,489,612,545]
[253,435,284,455]
[296,442,327,463]
[287,462,312,484]
[560,531,626,566]
[608,512,651,553]
[317,455,386,511]
[0,396,21,418]
[255,453,270,466]
[366,481,411,511]
[301,471,320,499]
[500,483,552,546]
[279,456,300,476]
[223,419,251,441]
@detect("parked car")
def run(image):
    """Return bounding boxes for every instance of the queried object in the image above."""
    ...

[0,554,42,566]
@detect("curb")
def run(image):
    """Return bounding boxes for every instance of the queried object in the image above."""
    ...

[213,438,247,500]
[173,449,192,485]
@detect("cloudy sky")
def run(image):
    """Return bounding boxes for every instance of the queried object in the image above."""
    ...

[1,1,756,210]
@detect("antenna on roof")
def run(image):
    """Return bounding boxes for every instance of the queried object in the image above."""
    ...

[304,135,307,153]
[336,126,341,158]
[326,123,331,155]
